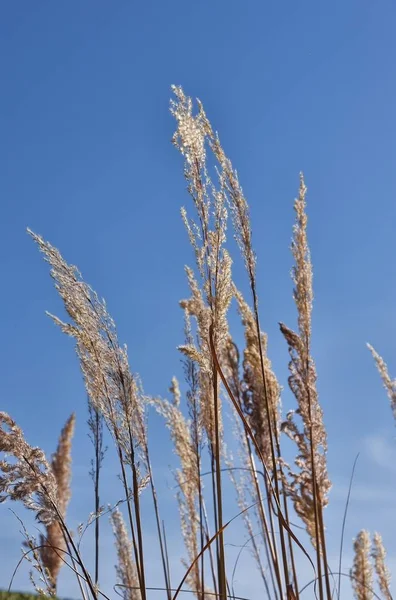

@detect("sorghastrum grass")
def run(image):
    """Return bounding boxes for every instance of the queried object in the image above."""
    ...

[372,533,392,600]
[349,530,393,600]
[2,87,395,600]
[0,413,96,600]
[367,345,396,422]
[172,85,233,600]
[351,531,373,600]
[28,230,171,600]
[280,175,331,600]
[0,412,58,526]
[39,413,75,593]
[173,87,304,599]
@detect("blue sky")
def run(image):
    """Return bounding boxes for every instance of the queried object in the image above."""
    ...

[1,1,396,598]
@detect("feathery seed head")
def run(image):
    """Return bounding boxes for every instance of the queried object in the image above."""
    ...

[372,532,392,600]
[351,530,373,600]
[0,412,58,526]
[29,229,148,484]
[367,344,396,422]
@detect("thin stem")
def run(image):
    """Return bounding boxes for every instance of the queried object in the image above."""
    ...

[148,460,173,600]
[94,409,101,586]
[213,366,227,600]
[337,454,359,600]
[117,446,144,597]
[129,437,147,600]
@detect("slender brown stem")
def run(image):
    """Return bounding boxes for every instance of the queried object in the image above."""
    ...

[94,409,101,586]
[213,366,227,600]
[116,445,144,598]
[209,328,316,579]
[317,493,332,600]
[309,421,324,600]
[129,438,147,600]
[64,535,90,600]
[250,280,290,593]
[196,438,205,600]
[280,472,299,600]
[202,499,219,598]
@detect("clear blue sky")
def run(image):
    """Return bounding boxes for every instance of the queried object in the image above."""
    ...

[1,1,396,598]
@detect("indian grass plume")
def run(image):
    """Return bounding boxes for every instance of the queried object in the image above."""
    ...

[0,412,58,526]
[179,267,224,447]
[351,530,373,600]
[367,344,396,422]
[172,85,234,600]
[39,413,75,592]
[234,286,282,469]
[372,533,392,600]
[111,508,141,600]
[182,83,296,598]
[28,229,148,481]
[171,85,232,415]
[29,228,152,599]
[50,413,75,516]
[196,103,256,282]
[280,175,331,547]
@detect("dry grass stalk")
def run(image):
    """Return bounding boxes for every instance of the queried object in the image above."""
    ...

[28,229,148,476]
[111,508,141,600]
[172,86,234,600]
[280,176,330,545]
[29,229,150,599]
[88,399,105,586]
[0,412,58,526]
[279,175,332,600]
[4,86,395,600]
[351,531,373,600]
[234,287,281,469]
[372,533,392,600]
[40,413,75,592]
[183,84,296,598]
[367,345,396,422]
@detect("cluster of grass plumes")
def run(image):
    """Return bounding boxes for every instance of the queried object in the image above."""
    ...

[1,87,395,600]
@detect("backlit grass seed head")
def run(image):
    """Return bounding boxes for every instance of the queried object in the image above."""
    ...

[171,87,233,340]
[234,287,281,467]
[29,230,148,480]
[179,262,232,446]
[367,344,396,422]
[351,530,373,600]
[280,175,330,545]
[372,532,392,600]
[40,413,75,591]
[0,412,58,526]
[171,85,209,167]
[50,413,75,517]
